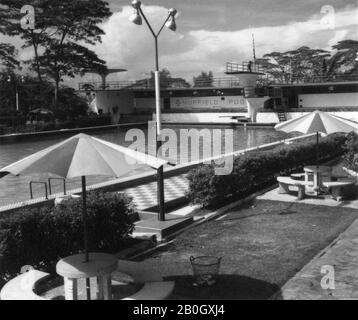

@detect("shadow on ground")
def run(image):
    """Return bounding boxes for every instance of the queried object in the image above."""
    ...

[165,274,279,300]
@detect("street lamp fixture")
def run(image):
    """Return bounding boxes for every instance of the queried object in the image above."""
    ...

[129,12,142,25]
[166,8,177,31]
[129,1,177,222]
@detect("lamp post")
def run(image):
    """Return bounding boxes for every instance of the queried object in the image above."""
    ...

[7,75,25,112]
[130,0,177,221]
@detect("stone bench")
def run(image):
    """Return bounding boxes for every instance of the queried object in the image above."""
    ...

[1,261,175,300]
[122,281,175,300]
[277,176,313,200]
[116,260,163,282]
[322,181,355,201]
[115,260,174,300]
[0,270,50,300]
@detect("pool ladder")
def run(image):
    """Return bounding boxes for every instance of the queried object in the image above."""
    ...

[29,178,66,200]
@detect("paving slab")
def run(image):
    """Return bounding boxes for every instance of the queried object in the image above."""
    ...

[258,187,358,209]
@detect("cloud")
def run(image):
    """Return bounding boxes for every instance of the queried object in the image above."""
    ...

[2,3,356,85]
[89,5,358,83]
[88,5,189,80]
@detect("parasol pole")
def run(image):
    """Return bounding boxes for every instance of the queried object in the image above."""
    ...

[82,176,89,262]
[316,131,319,167]
[81,176,91,300]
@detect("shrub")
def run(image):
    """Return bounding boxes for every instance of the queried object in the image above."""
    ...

[342,132,358,172]
[187,133,347,208]
[0,191,135,286]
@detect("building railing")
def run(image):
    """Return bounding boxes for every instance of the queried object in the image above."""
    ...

[78,73,358,91]
[79,77,243,91]
[268,73,358,85]
[226,61,265,74]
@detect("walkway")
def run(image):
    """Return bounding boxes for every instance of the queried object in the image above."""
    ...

[276,217,358,300]
[259,186,358,300]
[121,174,188,211]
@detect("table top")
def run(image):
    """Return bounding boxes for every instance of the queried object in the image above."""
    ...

[304,165,332,173]
[56,252,117,279]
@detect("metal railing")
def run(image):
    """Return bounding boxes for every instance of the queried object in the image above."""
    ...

[78,77,243,91]
[226,61,265,74]
[48,177,66,196]
[29,181,48,199]
[268,73,358,85]
[78,73,358,91]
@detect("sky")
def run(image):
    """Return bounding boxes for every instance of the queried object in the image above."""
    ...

[2,0,358,85]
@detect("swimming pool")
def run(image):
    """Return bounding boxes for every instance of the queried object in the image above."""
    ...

[0,124,294,206]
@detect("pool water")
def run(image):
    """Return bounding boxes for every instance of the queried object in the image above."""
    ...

[0,124,294,206]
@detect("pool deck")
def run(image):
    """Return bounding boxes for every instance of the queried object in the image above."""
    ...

[261,187,358,300]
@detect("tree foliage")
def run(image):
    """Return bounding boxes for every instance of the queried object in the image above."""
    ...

[256,40,358,83]
[0,0,111,103]
[0,72,88,118]
[193,71,214,87]
[327,40,358,75]
[256,46,330,83]
[0,43,19,71]
[146,68,190,88]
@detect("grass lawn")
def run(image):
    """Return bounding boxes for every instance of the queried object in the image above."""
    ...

[137,199,358,300]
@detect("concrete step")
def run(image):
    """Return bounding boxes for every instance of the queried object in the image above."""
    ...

[134,214,194,242]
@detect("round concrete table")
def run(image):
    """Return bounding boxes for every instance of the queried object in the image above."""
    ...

[56,252,117,300]
[304,165,332,194]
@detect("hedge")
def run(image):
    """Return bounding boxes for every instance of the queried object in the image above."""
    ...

[186,133,348,208]
[342,132,358,172]
[0,191,135,286]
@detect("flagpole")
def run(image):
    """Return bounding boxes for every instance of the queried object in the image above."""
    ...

[252,33,256,61]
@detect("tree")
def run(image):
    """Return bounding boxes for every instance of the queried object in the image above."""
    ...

[53,87,89,120]
[193,71,214,87]
[326,40,358,76]
[146,68,190,88]
[0,43,19,71]
[0,72,89,118]
[256,46,330,83]
[37,42,107,104]
[0,0,111,104]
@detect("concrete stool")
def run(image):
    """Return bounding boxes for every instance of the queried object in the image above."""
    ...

[56,252,117,300]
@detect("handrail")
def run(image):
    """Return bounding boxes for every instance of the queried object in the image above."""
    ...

[78,77,243,91]
[29,181,48,199]
[79,73,358,91]
[267,74,358,85]
[48,177,66,195]
[226,61,265,74]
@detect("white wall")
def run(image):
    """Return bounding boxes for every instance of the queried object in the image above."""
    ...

[135,97,163,110]
[299,93,358,108]
[170,96,247,109]
[256,113,280,123]
[160,113,248,123]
